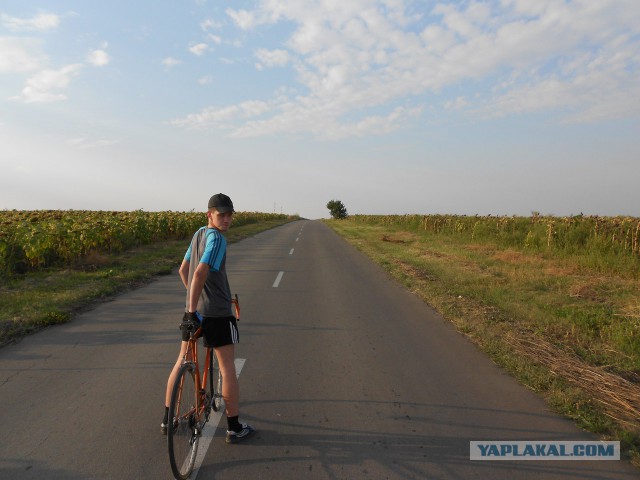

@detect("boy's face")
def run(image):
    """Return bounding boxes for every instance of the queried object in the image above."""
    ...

[208,209,233,232]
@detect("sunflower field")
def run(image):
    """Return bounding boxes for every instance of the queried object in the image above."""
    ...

[0,210,289,275]
[344,213,640,274]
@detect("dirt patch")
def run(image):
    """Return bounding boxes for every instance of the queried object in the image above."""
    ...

[617,302,640,320]
[545,265,579,276]
[492,249,542,266]
[569,283,602,302]
[420,250,446,259]
[381,235,407,243]
[380,232,416,244]
[393,259,437,282]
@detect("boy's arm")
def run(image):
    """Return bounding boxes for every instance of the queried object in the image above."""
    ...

[178,259,190,289]
[187,262,209,312]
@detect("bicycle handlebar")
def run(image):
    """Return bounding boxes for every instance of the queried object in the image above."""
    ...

[181,294,240,337]
[180,319,201,339]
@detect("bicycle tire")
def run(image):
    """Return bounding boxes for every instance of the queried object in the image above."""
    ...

[168,363,200,480]
[210,351,223,412]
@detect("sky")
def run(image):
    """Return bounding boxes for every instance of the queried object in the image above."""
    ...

[1,0,639,219]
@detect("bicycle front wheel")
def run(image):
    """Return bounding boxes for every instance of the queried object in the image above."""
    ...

[168,363,200,480]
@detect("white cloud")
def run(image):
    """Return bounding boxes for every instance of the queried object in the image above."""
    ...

[0,37,45,73]
[170,100,273,130]
[11,64,82,103]
[198,75,214,85]
[66,137,119,149]
[176,0,640,138]
[225,8,256,30]
[254,48,290,68]
[445,97,469,111]
[235,105,423,140]
[162,57,181,67]
[86,49,110,67]
[201,18,222,31]
[485,48,640,122]
[1,12,60,32]
[207,34,222,45]
[188,43,210,56]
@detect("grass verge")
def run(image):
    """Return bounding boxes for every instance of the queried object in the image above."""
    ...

[0,218,296,346]
[326,219,640,467]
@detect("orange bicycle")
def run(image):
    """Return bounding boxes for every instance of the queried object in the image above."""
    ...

[167,294,240,480]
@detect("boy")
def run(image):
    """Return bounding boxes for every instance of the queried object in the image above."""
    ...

[162,193,255,444]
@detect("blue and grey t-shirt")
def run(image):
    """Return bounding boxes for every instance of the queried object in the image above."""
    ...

[184,226,232,317]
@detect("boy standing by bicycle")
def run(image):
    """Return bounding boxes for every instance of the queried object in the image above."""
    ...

[162,193,255,444]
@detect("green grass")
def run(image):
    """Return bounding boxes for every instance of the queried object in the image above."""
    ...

[326,219,640,466]
[0,218,296,346]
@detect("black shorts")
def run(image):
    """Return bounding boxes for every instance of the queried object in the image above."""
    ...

[197,315,239,348]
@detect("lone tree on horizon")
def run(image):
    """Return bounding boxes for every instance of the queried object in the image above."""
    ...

[326,199,348,219]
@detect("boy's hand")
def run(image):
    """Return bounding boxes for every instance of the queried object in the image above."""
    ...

[180,312,201,335]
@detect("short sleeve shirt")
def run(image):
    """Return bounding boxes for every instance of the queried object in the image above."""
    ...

[184,227,232,317]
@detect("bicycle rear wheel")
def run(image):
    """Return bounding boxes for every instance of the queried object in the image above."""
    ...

[168,363,200,480]
[209,351,223,412]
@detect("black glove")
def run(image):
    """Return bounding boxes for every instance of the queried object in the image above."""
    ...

[180,312,200,335]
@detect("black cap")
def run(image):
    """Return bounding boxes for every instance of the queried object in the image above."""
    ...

[208,193,234,213]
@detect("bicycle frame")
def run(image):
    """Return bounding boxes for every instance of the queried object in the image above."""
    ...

[168,295,240,479]
[175,295,240,427]
[175,327,212,431]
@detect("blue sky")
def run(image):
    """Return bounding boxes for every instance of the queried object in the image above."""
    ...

[1,0,638,219]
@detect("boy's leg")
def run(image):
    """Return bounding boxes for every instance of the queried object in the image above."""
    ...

[215,343,255,443]
[165,341,189,407]
[212,324,255,443]
[214,344,239,417]
[162,340,189,434]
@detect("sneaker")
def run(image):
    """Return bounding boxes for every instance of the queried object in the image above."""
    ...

[225,424,256,444]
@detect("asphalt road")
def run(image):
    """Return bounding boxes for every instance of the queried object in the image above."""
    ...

[1,220,637,479]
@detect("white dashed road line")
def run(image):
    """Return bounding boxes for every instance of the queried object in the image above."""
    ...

[272,271,284,288]
[192,358,246,479]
